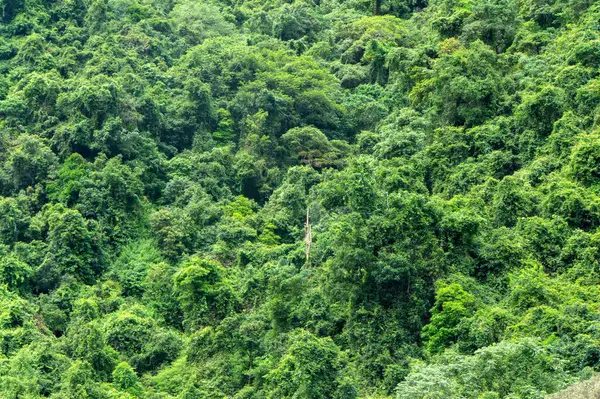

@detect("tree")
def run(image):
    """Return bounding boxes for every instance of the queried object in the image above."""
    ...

[143,261,183,329]
[3,135,57,193]
[104,306,154,358]
[0,253,32,292]
[109,239,163,297]
[412,40,504,126]
[42,205,104,286]
[460,0,519,52]
[492,175,536,227]
[422,283,477,354]
[68,322,118,381]
[282,126,346,169]
[396,340,567,398]
[265,329,357,399]
[112,362,143,397]
[508,261,557,310]
[570,133,600,186]
[0,196,30,246]
[515,86,566,138]
[173,256,237,330]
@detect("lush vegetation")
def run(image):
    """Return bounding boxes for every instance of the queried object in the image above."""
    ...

[1,0,600,397]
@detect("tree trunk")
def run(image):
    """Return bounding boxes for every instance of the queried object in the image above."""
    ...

[372,0,382,15]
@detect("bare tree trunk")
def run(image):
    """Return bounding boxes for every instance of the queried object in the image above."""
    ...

[304,207,312,264]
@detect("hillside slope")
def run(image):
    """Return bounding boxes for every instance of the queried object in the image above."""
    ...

[1,0,600,398]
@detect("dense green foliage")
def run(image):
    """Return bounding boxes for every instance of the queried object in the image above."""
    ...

[1,0,600,397]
